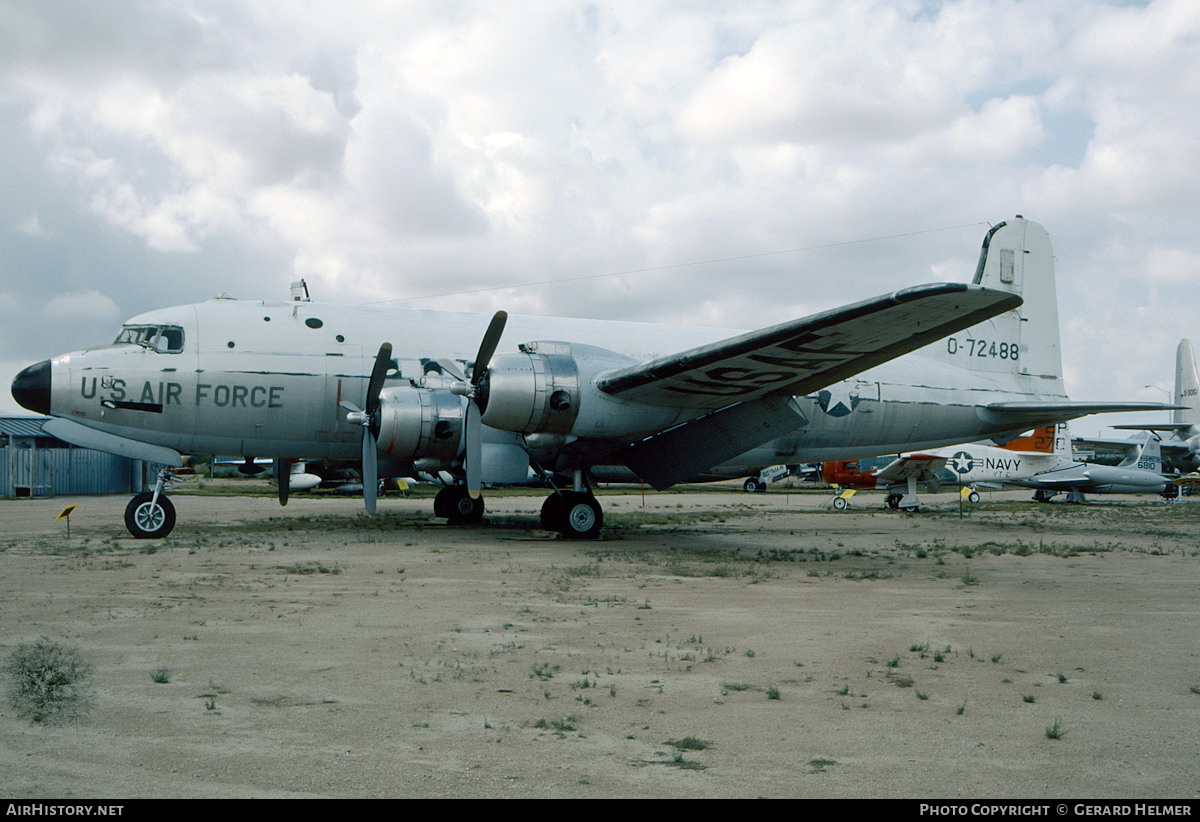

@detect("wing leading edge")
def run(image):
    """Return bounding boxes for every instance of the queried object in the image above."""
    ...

[598,282,1023,409]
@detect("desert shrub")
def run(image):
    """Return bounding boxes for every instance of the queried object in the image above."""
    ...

[3,638,96,725]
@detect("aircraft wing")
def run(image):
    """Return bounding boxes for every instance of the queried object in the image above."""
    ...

[873,454,946,484]
[598,282,1022,409]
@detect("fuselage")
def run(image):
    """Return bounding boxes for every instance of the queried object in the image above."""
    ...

[19,296,1068,479]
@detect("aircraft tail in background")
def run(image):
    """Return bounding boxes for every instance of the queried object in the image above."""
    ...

[996,426,1056,454]
[1174,338,1199,428]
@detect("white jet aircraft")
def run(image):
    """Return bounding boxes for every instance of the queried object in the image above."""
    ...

[937,423,1173,502]
[10,217,1166,539]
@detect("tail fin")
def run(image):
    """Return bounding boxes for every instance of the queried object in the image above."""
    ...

[931,217,1065,397]
[1053,421,1073,458]
[1174,339,1199,428]
[998,425,1056,454]
[1125,433,1164,473]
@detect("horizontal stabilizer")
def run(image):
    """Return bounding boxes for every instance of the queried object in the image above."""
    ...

[1110,423,1189,431]
[979,401,1184,428]
[600,282,1022,409]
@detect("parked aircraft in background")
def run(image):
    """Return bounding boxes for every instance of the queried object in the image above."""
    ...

[1110,338,1200,472]
[821,454,946,510]
[11,218,1170,539]
[935,423,1173,502]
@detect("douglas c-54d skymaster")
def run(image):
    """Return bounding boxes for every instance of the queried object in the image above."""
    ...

[11,217,1167,539]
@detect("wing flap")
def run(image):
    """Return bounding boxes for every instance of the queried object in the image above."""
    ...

[598,283,1022,409]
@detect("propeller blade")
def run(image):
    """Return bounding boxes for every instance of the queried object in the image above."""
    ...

[274,458,290,506]
[436,358,468,383]
[366,342,393,415]
[362,429,378,514]
[465,401,482,499]
[471,311,507,388]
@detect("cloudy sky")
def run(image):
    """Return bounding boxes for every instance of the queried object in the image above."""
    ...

[2,0,1197,438]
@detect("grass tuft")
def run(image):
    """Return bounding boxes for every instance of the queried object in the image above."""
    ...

[3,638,95,725]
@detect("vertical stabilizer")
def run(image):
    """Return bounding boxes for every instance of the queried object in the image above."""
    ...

[998,425,1055,453]
[930,217,1065,396]
[1052,421,1072,458]
[1174,339,1198,427]
[1123,433,1164,474]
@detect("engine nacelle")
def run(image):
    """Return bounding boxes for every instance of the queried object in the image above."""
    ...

[478,342,583,435]
[1184,433,1200,470]
[375,386,463,461]
[479,341,684,440]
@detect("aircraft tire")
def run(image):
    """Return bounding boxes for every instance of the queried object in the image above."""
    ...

[433,486,455,518]
[968,491,981,504]
[446,490,484,525]
[540,494,565,531]
[124,492,176,539]
[832,496,848,510]
[558,492,603,540]
[885,494,900,510]
[743,478,765,493]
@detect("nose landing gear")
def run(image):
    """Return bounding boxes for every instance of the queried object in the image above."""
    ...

[124,469,177,538]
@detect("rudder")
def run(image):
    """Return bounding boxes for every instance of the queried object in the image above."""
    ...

[932,217,1065,396]
[1174,339,1199,427]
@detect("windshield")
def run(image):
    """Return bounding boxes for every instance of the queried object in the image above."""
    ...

[113,325,184,353]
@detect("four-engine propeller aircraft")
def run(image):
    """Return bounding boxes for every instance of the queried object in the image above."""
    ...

[10,217,1169,539]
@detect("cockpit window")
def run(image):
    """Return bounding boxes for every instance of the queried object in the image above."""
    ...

[114,325,185,353]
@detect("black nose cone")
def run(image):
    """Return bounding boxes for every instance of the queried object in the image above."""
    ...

[12,360,51,415]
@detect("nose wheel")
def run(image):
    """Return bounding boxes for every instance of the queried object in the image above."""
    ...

[124,492,176,539]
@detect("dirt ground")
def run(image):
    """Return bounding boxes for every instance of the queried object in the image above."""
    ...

[1,481,1198,799]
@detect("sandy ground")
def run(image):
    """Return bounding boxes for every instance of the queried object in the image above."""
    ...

[0,481,1198,799]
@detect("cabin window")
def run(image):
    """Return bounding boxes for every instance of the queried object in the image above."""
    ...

[113,325,185,354]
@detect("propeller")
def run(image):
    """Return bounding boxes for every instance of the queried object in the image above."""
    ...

[448,312,507,498]
[340,342,393,514]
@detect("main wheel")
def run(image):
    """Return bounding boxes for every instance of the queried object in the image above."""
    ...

[558,491,602,540]
[435,486,484,524]
[832,496,848,510]
[124,492,176,539]
[967,490,981,504]
[885,494,900,510]
[540,494,565,531]
[743,478,765,493]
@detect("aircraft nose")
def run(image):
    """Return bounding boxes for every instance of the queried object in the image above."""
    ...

[12,360,51,415]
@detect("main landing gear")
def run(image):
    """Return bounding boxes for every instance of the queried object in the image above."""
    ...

[884,492,919,512]
[433,485,485,524]
[124,469,177,538]
[539,491,603,540]
[432,473,605,540]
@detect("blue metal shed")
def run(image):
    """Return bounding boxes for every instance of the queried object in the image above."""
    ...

[0,416,145,497]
